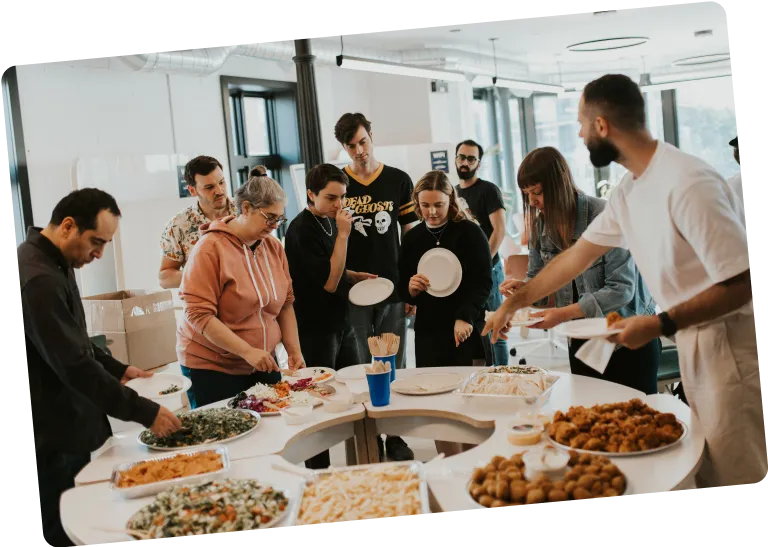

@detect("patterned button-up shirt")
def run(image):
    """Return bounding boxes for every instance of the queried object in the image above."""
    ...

[160,199,237,266]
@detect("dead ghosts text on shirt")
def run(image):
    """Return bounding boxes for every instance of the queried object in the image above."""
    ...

[342,195,395,237]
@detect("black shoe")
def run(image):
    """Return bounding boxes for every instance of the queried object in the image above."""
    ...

[377,436,385,461]
[385,436,414,461]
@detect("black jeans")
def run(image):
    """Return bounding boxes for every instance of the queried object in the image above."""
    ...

[36,450,91,547]
[349,300,408,369]
[569,337,661,395]
[180,366,281,409]
[301,324,363,470]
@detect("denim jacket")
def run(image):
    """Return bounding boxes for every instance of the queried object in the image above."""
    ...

[527,193,656,319]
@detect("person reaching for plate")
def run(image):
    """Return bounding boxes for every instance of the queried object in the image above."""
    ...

[500,146,660,394]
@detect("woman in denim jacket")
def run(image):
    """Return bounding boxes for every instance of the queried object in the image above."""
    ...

[501,147,660,394]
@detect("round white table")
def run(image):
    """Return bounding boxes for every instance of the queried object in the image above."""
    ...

[62,366,705,541]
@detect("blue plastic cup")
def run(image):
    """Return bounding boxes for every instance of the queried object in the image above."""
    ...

[366,370,391,407]
[372,354,397,383]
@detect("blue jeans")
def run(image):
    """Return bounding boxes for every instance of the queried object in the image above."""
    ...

[485,260,508,365]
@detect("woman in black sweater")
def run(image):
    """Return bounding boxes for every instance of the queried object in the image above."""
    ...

[398,170,494,367]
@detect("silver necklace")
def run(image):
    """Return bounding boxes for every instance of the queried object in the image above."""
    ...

[310,210,333,237]
[426,223,448,246]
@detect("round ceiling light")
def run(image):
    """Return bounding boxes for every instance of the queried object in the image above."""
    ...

[672,53,730,66]
[567,36,649,52]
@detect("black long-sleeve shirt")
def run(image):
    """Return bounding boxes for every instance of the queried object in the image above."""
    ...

[397,219,493,332]
[18,228,159,454]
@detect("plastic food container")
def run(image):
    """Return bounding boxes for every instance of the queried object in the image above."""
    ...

[506,420,545,446]
[110,445,230,499]
[522,448,569,481]
[281,405,313,426]
[323,396,354,414]
[456,371,560,413]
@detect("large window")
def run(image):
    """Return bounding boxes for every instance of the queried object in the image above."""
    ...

[508,97,525,188]
[472,94,494,182]
[221,76,301,226]
[676,77,739,180]
[533,95,596,196]
[3,67,33,246]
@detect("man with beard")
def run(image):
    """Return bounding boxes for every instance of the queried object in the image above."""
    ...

[484,74,765,488]
[159,156,237,288]
[454,139,508,365]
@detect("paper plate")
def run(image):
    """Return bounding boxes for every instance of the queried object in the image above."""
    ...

[418,248,462,298]
[285,367,336,385]
[391,373,465,395]
[336,364,367,383]
[349,278,394,307]
[125,373,191,401]
[554,318,623,339]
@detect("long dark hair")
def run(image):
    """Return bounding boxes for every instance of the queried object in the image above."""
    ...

[412,171,466,223]
[517,147,579,250]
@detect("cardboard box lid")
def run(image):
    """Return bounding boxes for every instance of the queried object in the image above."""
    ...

[83,290,174,333]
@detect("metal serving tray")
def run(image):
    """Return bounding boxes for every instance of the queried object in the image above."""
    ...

[455,371,560,413]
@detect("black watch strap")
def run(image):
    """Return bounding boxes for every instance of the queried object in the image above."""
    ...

[658,311,678,337]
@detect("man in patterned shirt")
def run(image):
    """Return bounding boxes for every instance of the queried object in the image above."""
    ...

[159,156,236,288]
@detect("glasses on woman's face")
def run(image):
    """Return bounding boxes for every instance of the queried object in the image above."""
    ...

[257,208,288,227]
[456,154,479,165]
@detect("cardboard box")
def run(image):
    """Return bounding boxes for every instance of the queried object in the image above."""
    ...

[82,290,177,371]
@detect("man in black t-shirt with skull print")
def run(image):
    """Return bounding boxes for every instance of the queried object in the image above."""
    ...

[334,113,419,462]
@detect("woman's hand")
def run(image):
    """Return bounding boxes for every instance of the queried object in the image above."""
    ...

[500,278,524,297]
[454,320,474,347]
[347,271,378,285]
[288,353,306,371]
[409,274,430,297]
[244,348,279,373]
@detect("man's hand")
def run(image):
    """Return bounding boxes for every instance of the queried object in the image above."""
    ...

[150,406,182,438]
[482,301,522,344]
[608,315,661,349]
[405,303,417,317]
[528,308,568,330]
[121,366,153,385]
[244,348,280,373]
[500,278,524,297]
[336,209,353,239]
[347,271,378,285]
[288,353,306,371]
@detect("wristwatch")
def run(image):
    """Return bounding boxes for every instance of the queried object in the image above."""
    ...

[658,311,678,337]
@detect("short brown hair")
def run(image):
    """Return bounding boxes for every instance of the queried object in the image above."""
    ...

[334,113,372,146]
[412,171,465,223]
[184,156,223,187]
[306,164,349,205]
[583,74,646,132]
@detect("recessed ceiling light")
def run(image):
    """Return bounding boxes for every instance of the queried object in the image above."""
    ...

[449,28,462,33]
[567,36,649,52]
[594,10,617,16]
[694,30,714,38]
[672,53,730,66]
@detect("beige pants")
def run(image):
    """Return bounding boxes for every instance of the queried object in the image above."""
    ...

[676,312,767,487]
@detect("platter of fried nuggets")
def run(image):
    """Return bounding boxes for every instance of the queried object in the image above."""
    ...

[545,398,687,456]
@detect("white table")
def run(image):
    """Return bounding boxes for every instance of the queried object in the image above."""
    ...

[62,455,306,545]
[63,367,705,540]
[76,387,366,485]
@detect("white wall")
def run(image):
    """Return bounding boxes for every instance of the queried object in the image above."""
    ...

[14,53,464,295]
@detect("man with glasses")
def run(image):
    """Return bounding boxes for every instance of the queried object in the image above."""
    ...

[454,140,508,365]
[159,156,236,289]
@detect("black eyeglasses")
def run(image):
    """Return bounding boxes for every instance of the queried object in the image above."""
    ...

[257,208,288,227]
[456,154,479,165]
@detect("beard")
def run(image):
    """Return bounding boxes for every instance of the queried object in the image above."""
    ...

[587,137,620,168]
[457,165,478,180]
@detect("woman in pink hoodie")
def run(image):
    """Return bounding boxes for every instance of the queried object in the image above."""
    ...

[177,166,304,408]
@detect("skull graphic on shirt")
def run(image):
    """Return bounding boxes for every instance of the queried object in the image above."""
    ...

[375,211,391,234]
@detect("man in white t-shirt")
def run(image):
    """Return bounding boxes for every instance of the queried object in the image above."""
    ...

[727,136,744,212]
[484,74,765,488]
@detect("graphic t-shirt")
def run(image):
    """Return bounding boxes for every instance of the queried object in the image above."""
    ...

[343,164,418,301]
[456,178,505,264]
